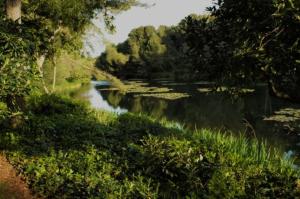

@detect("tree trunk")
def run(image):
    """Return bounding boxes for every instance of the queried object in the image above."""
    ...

[5,0,24,111]
[5,0,25,129]
[37,54,50,94]
[52,58,57,92]
[6,0,21,23]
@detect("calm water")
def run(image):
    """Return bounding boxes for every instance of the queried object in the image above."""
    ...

[74,80,300,161]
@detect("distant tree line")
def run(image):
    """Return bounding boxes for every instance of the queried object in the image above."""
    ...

[96,17,199,80]
[97,0,299,101]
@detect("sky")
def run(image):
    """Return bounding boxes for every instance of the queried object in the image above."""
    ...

[83,0,212,57]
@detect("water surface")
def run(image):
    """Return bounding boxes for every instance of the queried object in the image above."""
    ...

[75,80,300,161]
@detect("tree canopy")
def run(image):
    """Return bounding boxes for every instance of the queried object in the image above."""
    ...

[0,0,138,109]
[186,0,300,100]
[96,23,194,79]
[97,0,299,100]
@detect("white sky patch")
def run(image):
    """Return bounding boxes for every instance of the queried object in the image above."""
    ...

[84,0,212,57]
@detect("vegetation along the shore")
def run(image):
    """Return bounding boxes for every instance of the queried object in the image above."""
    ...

[1,95,300,198]
[0,0,299,198]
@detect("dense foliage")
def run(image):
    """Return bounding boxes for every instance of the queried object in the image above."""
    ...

[0,95,299,198]
[0,0,138,110]
[97,1,299,101]
[186,0,300,100]
[0,1,51,109]
[1,1,300,198]
[96,23,194,79]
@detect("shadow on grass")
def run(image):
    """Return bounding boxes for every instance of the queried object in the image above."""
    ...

[0,94,299,198]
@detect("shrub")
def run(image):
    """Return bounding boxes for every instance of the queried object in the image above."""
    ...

[1,95,299,198]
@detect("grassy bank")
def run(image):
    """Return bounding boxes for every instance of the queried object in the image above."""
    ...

[40,51,127,94]
[0,95,299,198]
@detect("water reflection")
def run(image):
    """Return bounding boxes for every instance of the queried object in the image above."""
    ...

[80,81,127,114]
[79,81,300,162]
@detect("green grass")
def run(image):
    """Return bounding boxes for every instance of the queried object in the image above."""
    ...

[37,51,127,95]
[0,94,299,198]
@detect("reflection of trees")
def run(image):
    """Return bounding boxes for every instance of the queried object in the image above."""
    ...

[101,91,124,108]
[130,97,143,113]
[142,98,168,119]
[125,96,168,119]
[107,91,124,108]
[171,93,245,132]
[102,90,169,119]
[100,87,300,154]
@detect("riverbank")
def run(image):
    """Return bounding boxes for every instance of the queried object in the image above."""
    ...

[0,94,299,198]
[95,79,300,153]
[38,51,128,95]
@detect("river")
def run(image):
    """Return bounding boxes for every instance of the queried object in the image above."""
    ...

[73,80,300,162]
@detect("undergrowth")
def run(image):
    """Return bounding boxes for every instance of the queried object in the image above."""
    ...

[0,94,299,198]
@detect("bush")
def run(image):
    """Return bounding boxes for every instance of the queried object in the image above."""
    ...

[26,94,87,115]
[1,95,299,198]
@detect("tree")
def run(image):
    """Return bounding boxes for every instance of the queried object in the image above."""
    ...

[183,14,237,83]
[211,0,300,100]
[97,25,170,78]
[24,0,138,91]
[97,45,129,74]
[1,0,40,110]
[184,0,299,100]
[0,0,139,110]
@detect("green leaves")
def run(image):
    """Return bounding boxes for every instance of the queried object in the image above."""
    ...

[97,24,191,79]
[0,13,56,109]
[0,0,138,110]
[183,0,300,100]
[1,95,300,198]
